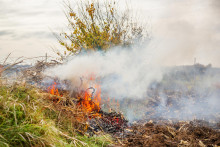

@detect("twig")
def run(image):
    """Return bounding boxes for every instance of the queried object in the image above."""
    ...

[3,53,12,65]
[1,60,23,73]
[51,60,62,64]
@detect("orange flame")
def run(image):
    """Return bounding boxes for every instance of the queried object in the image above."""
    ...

[48,82,62,97]
[79,85,101,114]
[47,76,120,119]
[78,75,102,117]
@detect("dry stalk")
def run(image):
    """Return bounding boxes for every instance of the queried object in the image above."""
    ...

[58,130,87,146]
[3,53,12,65]
[1,60,23,73]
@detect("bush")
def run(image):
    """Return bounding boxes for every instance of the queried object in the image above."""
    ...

[56,0,148,58]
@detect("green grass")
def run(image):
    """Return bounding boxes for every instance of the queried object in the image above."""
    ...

[0,84,112,147]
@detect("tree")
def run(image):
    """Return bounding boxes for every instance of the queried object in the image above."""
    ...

[56,0,148,57]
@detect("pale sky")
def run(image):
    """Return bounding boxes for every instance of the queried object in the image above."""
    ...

[0,0,64,62]
[0,0,220,66]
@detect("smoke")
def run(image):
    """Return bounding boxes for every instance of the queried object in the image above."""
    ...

[156,70,220,121]
[135,0,220,66]
[45,42,220,122]
[45,43,164,99]
[44,0,220,122]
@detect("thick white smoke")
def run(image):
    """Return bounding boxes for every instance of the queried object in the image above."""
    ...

[44,41,220,122]
[45,43,164,99]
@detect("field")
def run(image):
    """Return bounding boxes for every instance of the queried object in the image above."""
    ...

[0,62,219,146]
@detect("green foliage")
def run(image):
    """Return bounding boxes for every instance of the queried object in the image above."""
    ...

[0,85,112,146]
[57,0,147,57]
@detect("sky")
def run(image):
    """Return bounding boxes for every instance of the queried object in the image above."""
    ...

[0,0,64,62]
[0,0,220,66]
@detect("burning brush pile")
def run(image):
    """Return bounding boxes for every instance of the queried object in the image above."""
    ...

[46,76,127,137]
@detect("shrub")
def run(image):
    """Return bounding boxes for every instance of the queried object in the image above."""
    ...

[56,0,148,58]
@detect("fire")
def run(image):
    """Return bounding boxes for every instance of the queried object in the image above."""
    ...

[48,82,63,104]
[47,76,119,119]
[47,80,101,117]
[48,82,62,96]
[77,75,102,117]
[78,84,102,117]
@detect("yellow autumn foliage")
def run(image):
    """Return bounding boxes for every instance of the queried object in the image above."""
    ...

[57,0,147,57]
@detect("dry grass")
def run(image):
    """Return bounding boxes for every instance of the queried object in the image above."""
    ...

[0,83,113,146]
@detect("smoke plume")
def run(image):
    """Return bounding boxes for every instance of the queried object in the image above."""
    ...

[45,43,164,99]
[45,0,220,122]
